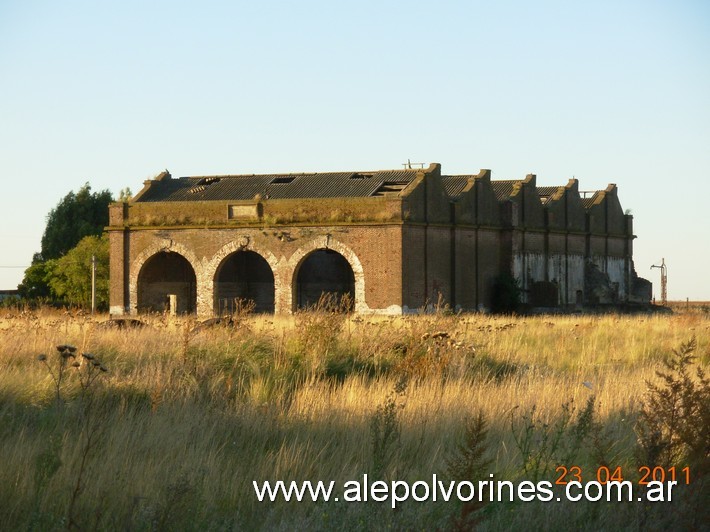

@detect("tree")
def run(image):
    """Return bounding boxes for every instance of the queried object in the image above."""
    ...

[19,183,113,302]
[17,254,56,300]
[48,235,109,309]
[40,183,113,260]
[490,272,522,314]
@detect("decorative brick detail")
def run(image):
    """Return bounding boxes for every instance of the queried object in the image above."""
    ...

[206,238,284,313]
[286,236,368,313]
[128,238,203,315]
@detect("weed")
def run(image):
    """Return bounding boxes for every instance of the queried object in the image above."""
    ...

[446,411,493,482]
[635,337,710,529]
[510,396,598,482]
[370,376,408,480]
[216,297,256,325]
[560,395,599,466]
[294,292,352,369]
[38,344,77,404]
[35,344,109,530]
[445,411,493,530]
[636,337,710,470]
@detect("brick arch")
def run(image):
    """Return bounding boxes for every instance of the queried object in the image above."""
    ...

[129,240,202,314]
[288,236,367,313]
[207,240,282,314]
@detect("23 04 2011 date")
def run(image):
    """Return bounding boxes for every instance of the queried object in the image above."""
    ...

[555,465,691,485]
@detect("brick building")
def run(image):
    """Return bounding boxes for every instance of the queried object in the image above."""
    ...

[107,163,651,317]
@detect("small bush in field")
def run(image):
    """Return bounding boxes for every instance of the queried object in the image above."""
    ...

[445,411,493,530]
[635,337,710,530]
[636,337,709,471]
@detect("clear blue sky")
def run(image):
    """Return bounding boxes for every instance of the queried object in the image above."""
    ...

[1,0,708,300]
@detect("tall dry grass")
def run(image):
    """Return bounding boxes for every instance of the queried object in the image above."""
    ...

[0,307,707,529]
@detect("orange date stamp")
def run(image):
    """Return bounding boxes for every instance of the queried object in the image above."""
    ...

[554,465,691,485]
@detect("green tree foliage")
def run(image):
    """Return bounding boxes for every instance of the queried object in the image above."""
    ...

[19,183,113,303]
[40,183,113,261]
[48,236,109,309]
[17,253,56,300]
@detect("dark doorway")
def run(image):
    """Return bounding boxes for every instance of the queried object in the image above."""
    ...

[214,251,275,314]
[137,252,196,313]
[296,249,355,310]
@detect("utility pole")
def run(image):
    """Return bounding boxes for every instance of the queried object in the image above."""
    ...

[91,255,96,315]
[650,258,667,306]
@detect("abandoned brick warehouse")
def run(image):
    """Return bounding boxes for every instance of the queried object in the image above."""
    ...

[107,163,651,317]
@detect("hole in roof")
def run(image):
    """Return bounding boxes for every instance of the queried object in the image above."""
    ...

[372,182,408,196]
[270,177,296,184]
[188,177,220,193]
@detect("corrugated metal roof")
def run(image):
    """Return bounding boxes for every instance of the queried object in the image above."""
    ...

[134,170,420,202]
[134,168,601,207]
[536,186,559,197]
[490,180,520,201]
[581,192,602,209]
[441,175,473,198]
[537,186,561,205]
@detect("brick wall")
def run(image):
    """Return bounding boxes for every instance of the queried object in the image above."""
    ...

[109,221,404,316]
[108,167,646,315]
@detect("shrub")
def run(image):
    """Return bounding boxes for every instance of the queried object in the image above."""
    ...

[445,411,492,529]
[490,273,521,314]
[635,337,710,529]
[370,376,408,480]
[635,337,709,471]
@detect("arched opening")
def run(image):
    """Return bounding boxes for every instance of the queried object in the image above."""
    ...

[214,250,275,314]
[137,252,196,313]
[295,249,355,310]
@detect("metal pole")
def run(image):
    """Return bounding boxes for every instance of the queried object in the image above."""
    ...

[661,258,667,306]
[650,258,668,306]
[91,255,96,314]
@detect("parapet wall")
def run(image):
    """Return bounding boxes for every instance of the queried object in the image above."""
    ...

[118,196,405,227]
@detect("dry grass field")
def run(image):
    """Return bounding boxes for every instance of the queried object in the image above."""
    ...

[0,305,708,530]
